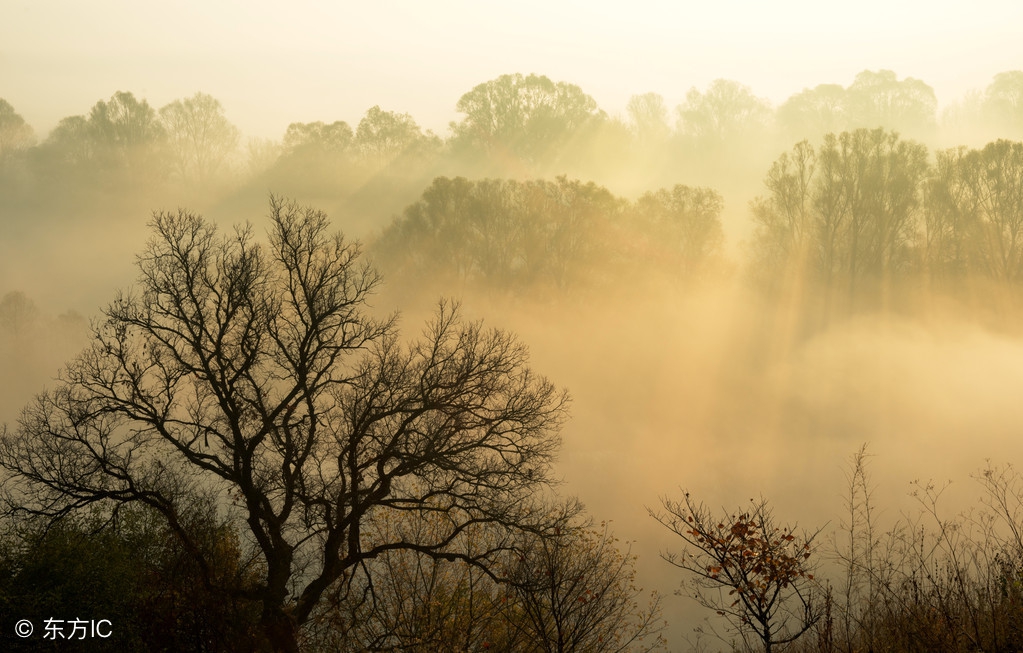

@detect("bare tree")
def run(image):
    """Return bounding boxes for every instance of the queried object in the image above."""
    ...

[508,521,666,653]
[0,196,570,652]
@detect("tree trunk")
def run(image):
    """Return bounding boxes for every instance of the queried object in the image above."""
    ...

[262,607,299,653]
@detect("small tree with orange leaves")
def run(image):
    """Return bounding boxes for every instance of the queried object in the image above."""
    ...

[651,493,823,653]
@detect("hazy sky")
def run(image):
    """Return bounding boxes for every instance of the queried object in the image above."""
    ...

[3,0,1022,139]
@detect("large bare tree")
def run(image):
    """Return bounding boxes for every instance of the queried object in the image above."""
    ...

[0,197,570,652]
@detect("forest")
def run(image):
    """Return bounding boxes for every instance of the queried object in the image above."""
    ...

[3,68,1023,651]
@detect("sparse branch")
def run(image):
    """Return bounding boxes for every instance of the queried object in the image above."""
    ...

[651,492,823,653]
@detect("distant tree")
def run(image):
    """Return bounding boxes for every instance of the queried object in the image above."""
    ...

[89,92,164,153]
[450,73,603,167]
[674,79,774,182]
[651,493,823,653]
[43,114,95,167]
[0,292,88,421]
[0,99,35,159]
[777,84,848,143]
[89,91,166,177]
[354,105,435,161]
[937,73,1023,145]
[922,146,983,282]
[938,90,987,147]
[375,176,623,291]
[748,140,818,284]
[627,93,671,144]
[924,140,1023,283]
[676,79,772,149]
[375,176,514,286]
[982,71,1023,139]
[525,177,623,287]
[0,291,39,338]
[779,72,938,145]
[750,129,929,298]
[281,120,353,156]
[634,185,724,277]
[971,140,1023,282]
[159,92,240,183]
[621,93,674,181]
[0,197,569,652]
[245,137,282,176]
[844,70,937,140]
[37,91,164,179]
[273,120,358,193]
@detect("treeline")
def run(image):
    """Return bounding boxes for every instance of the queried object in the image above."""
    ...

[749,132,1023,316]
[2,69,1023,206]
[0,92,239,192]
[4,71,1023,310]
[373,176,723,295]
[368,130,1023,311]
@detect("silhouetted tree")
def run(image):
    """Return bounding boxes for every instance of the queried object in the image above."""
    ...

[508,522,665,652]
[652,494,823,653]
[0,503,263,652]
[311,514,663,653]
[309,509,528,651]
[0,197,569,652]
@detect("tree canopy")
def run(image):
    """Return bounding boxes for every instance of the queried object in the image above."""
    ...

[450,73,603,167]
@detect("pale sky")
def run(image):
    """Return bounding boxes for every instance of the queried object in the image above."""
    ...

[2,0,1021,140]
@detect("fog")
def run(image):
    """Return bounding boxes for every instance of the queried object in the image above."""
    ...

[4,4,1023,650]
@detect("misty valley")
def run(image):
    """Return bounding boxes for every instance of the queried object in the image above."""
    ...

[4,70,1023,652]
